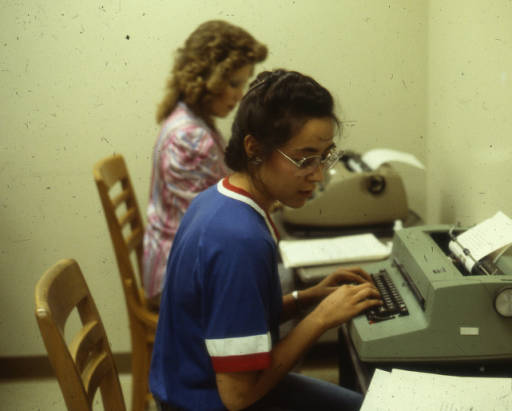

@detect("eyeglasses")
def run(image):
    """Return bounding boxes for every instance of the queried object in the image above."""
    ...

[277,146,343,175]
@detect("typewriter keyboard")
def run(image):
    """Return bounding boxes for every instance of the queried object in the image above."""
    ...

[366,269,409,323]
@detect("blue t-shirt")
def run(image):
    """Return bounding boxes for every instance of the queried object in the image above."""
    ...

[150,178,282,410]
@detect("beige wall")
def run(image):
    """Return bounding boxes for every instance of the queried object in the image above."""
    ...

[426,0,512,225]
[3,0,508,359]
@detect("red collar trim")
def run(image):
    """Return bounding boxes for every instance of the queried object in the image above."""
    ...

[222,176,254,199]
[220,177,280,242]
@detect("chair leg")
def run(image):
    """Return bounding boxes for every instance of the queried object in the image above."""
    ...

[144,343,154,406]
[131,337,150,411]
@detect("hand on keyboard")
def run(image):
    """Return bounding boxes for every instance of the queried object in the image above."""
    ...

[313,282,382,329]
[306,267,375,303]
[330,266,373,285]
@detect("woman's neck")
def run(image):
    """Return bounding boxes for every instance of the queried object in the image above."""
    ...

[183,101,216,131]
[228,172,273,213]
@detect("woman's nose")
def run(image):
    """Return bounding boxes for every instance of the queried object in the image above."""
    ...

[307,164,325,183]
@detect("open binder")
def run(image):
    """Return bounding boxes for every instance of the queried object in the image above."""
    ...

[448,211,512,275]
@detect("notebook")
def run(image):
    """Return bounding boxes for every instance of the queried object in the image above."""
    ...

[278,233,392,269]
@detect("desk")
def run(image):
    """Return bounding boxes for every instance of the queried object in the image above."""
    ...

[337,324,512,394]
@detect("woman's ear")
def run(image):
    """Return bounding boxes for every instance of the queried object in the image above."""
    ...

[243,134,262,160]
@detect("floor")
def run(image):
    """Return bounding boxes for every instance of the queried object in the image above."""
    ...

[0,343,339,410]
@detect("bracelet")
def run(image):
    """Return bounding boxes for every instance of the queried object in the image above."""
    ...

[291,290,300,311]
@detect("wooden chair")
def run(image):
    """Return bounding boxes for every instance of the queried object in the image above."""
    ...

[93,154,158,411]
[35,258,126,411]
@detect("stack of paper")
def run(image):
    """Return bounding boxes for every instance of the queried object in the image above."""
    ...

[361,368,512,411]
[278,233,391,269]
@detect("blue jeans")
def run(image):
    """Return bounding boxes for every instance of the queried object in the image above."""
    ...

[155,373,362,411]
[246,372,363,411]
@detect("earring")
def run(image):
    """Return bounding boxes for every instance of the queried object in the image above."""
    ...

[250,156,263,165]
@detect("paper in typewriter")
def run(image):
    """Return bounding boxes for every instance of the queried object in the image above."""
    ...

[361,148,425,171]
[448,211,512,272]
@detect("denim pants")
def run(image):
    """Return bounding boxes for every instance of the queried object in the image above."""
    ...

[156,372,363,411]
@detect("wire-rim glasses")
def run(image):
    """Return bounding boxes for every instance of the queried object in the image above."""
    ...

[277,146,343,175]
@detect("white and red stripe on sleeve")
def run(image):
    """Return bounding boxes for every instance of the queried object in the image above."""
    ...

[205,332,272,372]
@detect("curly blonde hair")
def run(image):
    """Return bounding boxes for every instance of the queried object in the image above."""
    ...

[156,20,268,125]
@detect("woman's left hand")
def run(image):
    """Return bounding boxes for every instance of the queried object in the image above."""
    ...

[306,266,374,301]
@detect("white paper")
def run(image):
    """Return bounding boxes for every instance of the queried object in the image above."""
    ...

[359,369,395,411]
[278,233,391,268]
[448,211,512,272]
[361,368,512,411]
[362,148,425,171]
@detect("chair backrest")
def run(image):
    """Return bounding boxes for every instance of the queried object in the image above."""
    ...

[35,259,126,411]
[92,154,146,310]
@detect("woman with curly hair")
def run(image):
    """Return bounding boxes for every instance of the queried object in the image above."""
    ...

[143,20,267,307]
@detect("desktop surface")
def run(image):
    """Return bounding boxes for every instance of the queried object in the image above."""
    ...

[338,324,512,394]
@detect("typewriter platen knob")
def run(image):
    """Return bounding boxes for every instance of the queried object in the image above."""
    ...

[494,287,512,317]
[366,174,386,195]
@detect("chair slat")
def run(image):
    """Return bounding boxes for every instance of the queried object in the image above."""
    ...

[112,187,131,208]
[70,320,103,373]
[118,207,137,228]
[125,226,143,251]
[83,351,110,405]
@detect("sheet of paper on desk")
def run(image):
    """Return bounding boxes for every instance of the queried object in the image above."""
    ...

[361,368,512,411]
[278,233,391,269]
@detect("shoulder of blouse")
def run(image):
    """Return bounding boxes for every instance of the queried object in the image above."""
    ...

[165,102,223,148]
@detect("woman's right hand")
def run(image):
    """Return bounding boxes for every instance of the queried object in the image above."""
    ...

[312,282,381,330]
